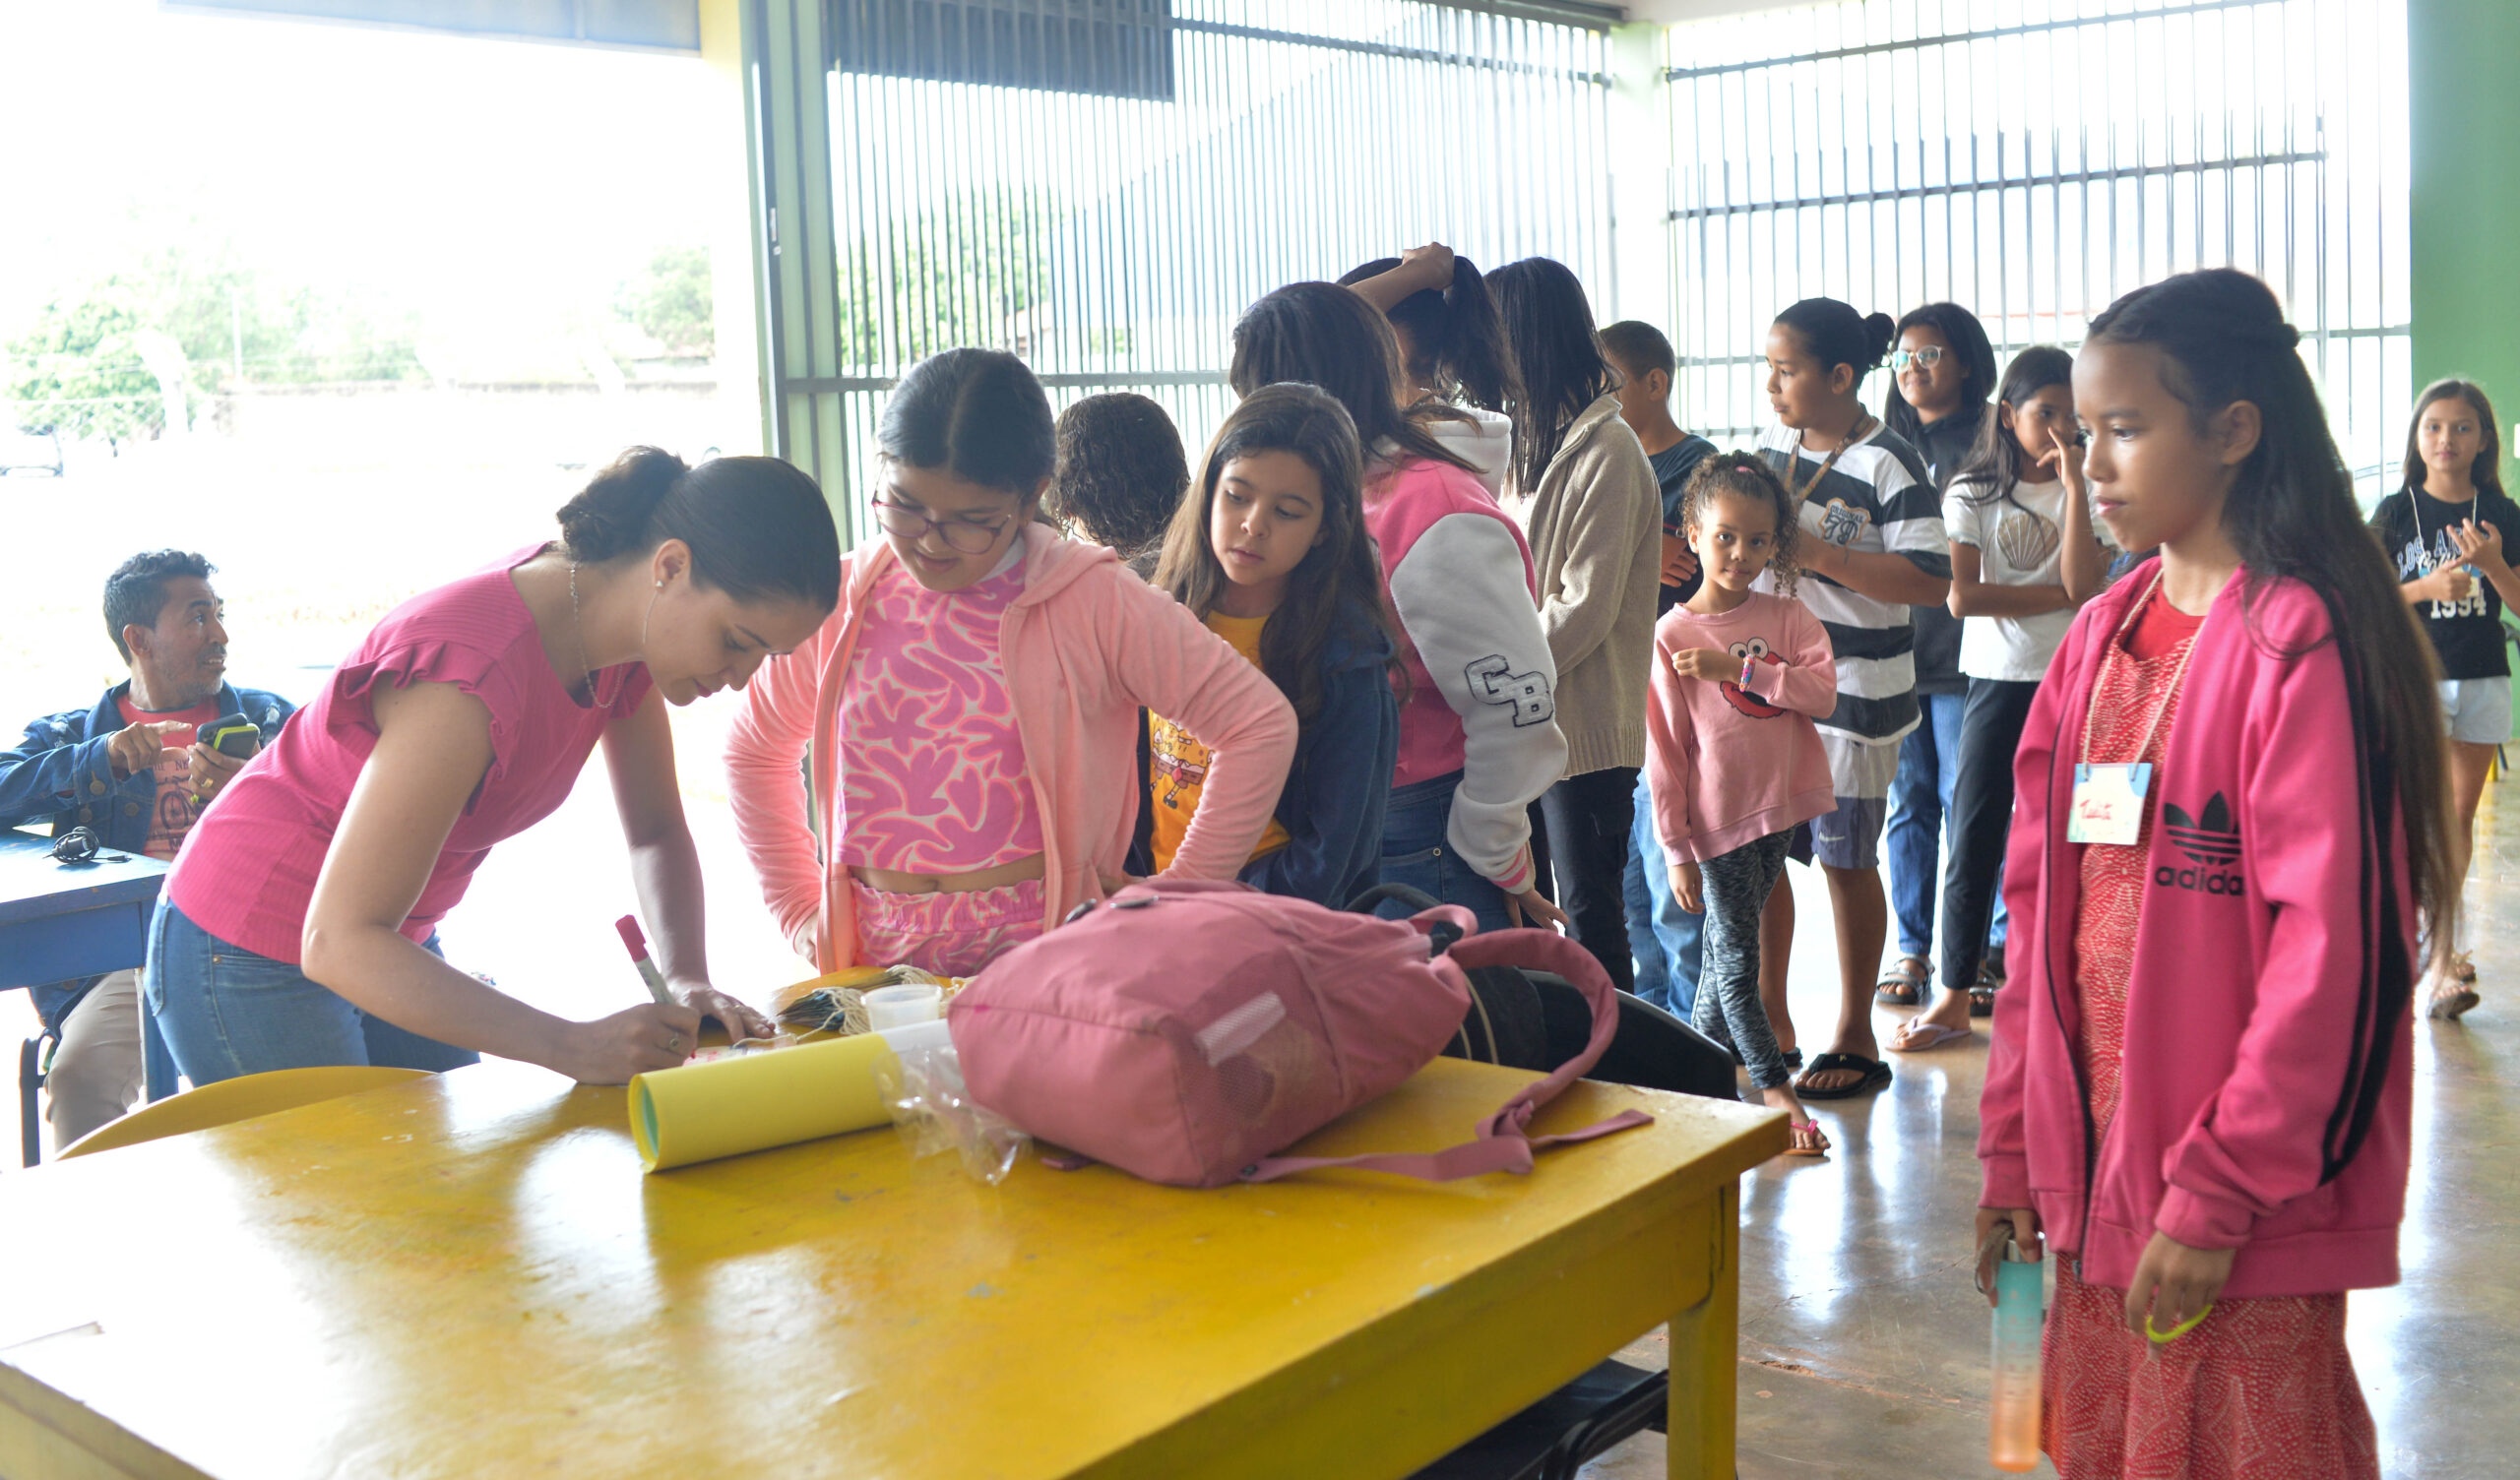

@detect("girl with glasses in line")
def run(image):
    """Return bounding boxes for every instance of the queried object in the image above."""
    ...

[725,349,1296,978]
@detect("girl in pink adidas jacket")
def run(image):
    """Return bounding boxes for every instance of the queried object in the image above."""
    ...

[727,350,1296,976]
[1975,271,2451,1480]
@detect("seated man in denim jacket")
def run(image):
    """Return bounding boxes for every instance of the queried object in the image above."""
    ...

[0,551,293,1146]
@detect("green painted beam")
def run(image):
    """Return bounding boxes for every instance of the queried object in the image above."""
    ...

[741,0,854,545]
[2410,0,2520,486]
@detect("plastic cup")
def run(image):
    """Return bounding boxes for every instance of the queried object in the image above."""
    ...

[863,982,943,1031]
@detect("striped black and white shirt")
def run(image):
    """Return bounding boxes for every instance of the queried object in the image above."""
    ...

[1754,421,1949,743]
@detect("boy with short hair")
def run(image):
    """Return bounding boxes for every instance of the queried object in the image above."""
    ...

[1599,322,1718,1020]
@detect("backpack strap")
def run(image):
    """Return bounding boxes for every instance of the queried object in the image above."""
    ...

[1242,929,1651,1184]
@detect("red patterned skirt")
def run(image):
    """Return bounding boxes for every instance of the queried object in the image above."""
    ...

[2045,631,2379,1479]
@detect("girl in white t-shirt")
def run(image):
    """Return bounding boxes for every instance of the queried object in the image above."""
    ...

[1893,346,2112,1050]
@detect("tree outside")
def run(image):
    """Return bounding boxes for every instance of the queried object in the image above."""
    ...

[615,244,715,358]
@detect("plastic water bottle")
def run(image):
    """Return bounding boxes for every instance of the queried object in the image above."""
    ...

[1988,1236,2044,1472]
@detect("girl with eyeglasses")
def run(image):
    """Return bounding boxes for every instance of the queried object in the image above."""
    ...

[725,349,1297,977]
[1875,303,2001,1013]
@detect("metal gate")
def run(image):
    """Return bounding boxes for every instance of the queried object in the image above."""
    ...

[750,0,1620,541]
[1661,0,2410,492]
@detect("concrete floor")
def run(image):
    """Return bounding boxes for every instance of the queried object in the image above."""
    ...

[5,746,2508,1478]
[1578,780,2520,1479]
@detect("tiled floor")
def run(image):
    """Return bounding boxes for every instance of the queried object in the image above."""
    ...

[1579,780,2519,1479]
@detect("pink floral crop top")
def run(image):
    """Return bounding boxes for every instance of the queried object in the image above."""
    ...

[835,557,1044,875]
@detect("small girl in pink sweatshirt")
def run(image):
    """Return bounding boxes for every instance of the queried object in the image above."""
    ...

[1646,453,1839,1156]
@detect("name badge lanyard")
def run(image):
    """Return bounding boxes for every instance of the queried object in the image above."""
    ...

[1790,412,1876,507]
[2412,490,2477,579]
[2067,570,2200,847]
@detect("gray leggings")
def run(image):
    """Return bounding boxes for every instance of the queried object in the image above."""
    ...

[1688,829,1796,1091]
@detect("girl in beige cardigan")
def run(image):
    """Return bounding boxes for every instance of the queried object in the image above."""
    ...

[1488,257,1664,992]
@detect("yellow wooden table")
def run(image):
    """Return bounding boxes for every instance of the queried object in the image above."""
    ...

[0,1056,1782,1480]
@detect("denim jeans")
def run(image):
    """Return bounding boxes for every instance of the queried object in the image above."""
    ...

[145,897,481,1089]
[1376,771,1515,934]
[1623,768,1705,1019]
[1885,690,1963,957]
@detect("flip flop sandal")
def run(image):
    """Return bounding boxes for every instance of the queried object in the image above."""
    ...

[1794,1051,1894,1100]
[1969,982,1997,1018]
[1783,1119,1831,1157]
[1783,1046,1804,1073]
[2451,951,2478,986]
[1888,1020,1973,1053]
[1874,957,1928,1007]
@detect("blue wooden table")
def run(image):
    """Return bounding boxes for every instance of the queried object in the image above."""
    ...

[0,829,170,1162]
[0,829,167,990]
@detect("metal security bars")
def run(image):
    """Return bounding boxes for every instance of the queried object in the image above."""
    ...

[751,0,1615,539]
[1661,0,2411,495]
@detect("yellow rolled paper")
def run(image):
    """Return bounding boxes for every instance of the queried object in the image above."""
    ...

[628,1031,901,1172]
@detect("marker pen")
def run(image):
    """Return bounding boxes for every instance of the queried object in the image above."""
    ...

[614,914,675,1006]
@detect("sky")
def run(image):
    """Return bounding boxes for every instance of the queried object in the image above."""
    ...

[0,0,727,358]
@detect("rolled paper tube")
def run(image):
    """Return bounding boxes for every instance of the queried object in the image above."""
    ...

[629,1031,902,1172]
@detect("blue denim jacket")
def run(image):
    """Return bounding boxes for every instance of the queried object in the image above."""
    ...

[1,681,295,1028]
[0,681,296,852]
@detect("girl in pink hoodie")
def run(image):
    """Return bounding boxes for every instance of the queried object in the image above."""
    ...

[1975,270,2452,1480]
[726,350,1297,977]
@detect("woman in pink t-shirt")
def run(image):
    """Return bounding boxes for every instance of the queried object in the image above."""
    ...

[149,450,841,1087]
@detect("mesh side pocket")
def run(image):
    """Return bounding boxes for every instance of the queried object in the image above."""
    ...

[1213,1012,1333,1130]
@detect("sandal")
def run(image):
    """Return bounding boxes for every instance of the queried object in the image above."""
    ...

[1970,950,2004,1017]
[2429,982,2482,1020]
[1794,1051,1894,1100]
[1875,956,1929,1007]
[1888,1019,1972,1053]
[1783,1119,1831,1157]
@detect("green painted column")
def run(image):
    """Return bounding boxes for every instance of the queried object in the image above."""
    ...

[2410,0,2520,486]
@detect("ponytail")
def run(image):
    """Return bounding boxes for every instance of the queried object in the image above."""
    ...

[1336,254,1524,414]
[1773,298,1896,388]
[556,446,842,611]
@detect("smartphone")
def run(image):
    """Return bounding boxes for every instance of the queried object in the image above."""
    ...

[202,713,259,760]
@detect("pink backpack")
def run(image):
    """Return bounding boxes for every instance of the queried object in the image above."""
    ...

[946,878,1651,1189]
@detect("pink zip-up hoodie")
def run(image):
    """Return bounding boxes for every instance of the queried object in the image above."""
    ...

[1980,568,2417,1299]
[726,525,1297,972]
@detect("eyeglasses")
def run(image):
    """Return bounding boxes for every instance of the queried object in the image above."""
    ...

[870,494,1013,554]
[1888,346,1948,374]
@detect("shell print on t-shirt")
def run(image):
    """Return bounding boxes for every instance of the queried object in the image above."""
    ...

[1995,504,2062,573]
[1721,639,1790,718]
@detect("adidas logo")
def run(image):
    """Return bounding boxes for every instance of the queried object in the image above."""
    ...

[2163,793,2239,867]
[2156,791,2244,895]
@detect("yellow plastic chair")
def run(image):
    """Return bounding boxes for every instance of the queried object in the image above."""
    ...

[57,1066,432,1159]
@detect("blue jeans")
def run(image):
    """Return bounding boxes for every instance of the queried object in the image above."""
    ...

[145,897,480,1089]
[1885,690,2008,965]
[1377,771,1514,934]
[1623,769,1705,1019]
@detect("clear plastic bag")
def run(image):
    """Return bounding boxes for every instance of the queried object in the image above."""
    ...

[874,1032,1028,1186]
